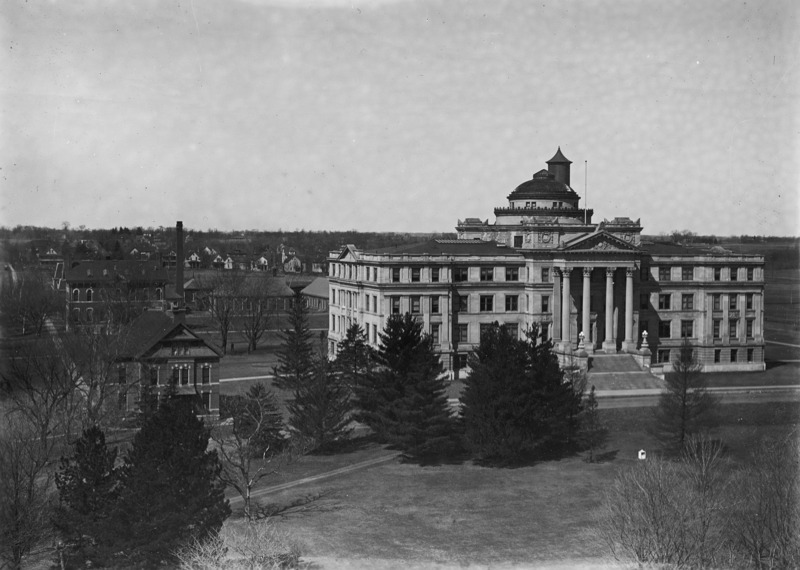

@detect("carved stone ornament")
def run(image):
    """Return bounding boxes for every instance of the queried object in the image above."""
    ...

[591,241,614,250]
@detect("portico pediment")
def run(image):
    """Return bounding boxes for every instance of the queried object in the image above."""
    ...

[561,230,638,252]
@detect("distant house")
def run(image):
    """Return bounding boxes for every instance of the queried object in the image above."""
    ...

[117,311,223,417]
[301,277,329,312]
[254,256,269,271]
[38,246,63,268]
[185,252,202,269]
[161,250,178,269]
[283,255,302,273]
[64,260,169,330]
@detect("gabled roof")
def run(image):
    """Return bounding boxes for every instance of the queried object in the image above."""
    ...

[561,230,639,252]
[120,311,223,359]
[301,277,329,298]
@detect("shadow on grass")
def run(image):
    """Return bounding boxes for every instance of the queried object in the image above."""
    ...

[765,360,788,371]
[309,433,382,456]
[588,449,620,463]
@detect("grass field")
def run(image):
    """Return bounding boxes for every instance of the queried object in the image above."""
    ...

[235,401,799,568]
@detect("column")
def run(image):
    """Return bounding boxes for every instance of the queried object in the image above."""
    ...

[602,267,616,352]
[561,267,571,348]
[582,267,592,348]
[622,267,635,352]
[552,268,562,342]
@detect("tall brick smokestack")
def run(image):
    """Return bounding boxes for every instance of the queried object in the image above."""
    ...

[175,221,185,323]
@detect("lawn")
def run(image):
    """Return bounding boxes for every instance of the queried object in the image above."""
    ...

[230,401,799,568]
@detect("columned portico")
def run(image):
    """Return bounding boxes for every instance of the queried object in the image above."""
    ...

[621,267,636,352]
[581,267,592,351]
[602,268,616,352]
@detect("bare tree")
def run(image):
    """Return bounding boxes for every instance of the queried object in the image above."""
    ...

[597,435,732,568]
[728,433,800,569]
[239,277,275,353]
[0,268,60,336]
[212,385,291,520]
[0,410,57,570]
[203,271,246,355]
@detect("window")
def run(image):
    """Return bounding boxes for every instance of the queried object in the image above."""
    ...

[542,295,550,313]
[180,368,189,385]
[658,320,671,338]
[681,294,694,310]
[714,267,721,281]
[541,323,549,341]
[431,324,440,344]
[391,297,400,314]
[657,349,671,363]
[747,348,754,362]
[86,308,94,322]
[431,268,439,283]
[72,288,79,302]
[714,349,721,363]
[713,294,721,311]
[392,267,401,283]
[117,366,126,385]
[331,289,337,305]
[156,288,163,301]
[747,267,754,281]
[730,349,738,362]
[149,367,159,386]
[505,295,518,311]
[746,293,754,310]
[541,267,550,282]
[513,235,523,247]
[682,267,693,281]
[552,201,558,208]
[729,294,738,310]
[729,319,738,338]
[411,268,420,282]
[202,366,210,384]
[202,392,211,412]
[456,353,469,369]
[372,324,377,344]
[86,289,93,302]
[730,267,738,281]
[411,296,421,314]
[681,320,694,338]
[713,319,721,339]
[640,293,649,310]
[480,267,494,282]
[505,267,519,281]
[431,296,440,314]
[373,296,378,313]
[454,267,468,282]
[659,267,671,281]
[746,319,754,338]
[480,295,494,312]
[658,294,671,310]
[480,323,493,338]
[505,323,518,339]
[457,324,468,343]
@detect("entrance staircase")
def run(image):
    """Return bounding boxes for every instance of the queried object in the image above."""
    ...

[586,353,664,390]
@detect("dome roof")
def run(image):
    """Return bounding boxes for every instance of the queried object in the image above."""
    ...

[507,169,580,201]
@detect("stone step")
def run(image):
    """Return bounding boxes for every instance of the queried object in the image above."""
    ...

[588,353,642,373]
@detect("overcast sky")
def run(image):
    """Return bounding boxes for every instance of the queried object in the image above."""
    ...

[2,0,798,235]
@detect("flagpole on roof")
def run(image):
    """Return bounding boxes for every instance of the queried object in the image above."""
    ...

[584,160,588,225]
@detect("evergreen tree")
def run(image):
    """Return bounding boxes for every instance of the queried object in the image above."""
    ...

[96,397,230,566]
[581,385,609,462]
[460,324,583,464]
[272,290,315,391]
[237,382,286,457]
[287,358,353,452]
[54,425,120,566]
[650,340,718,450]
[354,313,454,459]
[333,323,375,391]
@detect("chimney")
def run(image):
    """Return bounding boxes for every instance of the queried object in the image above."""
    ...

[174,221,186,323]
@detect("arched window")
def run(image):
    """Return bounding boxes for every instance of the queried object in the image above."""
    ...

[156,288,163,301]
[72,308,81,322]
[86,308,94,322]
[86,289,93,302]
[72,289,80,302]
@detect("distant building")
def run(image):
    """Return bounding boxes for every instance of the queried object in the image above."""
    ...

[327,148,765,375]
[64,260,169,330]
[301,277,329,312]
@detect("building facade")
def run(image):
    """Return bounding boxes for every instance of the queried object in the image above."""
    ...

[327,149,765,375]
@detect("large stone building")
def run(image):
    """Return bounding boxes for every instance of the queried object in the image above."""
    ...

[327,149,765,375]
